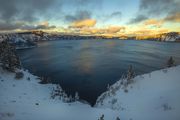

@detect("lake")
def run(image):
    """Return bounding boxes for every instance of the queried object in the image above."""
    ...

[17,39,180,105]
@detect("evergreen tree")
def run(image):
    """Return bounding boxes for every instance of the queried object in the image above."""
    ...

[167,56,175,68]
[69,95,73,102]
[75,92,80,101]
[0,40,21,71]
[126,65,135,84]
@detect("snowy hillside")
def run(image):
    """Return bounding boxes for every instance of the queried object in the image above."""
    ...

[0,65,180,120]
[159,32,180,42]
[95,65,180,120]
[0,68,120,120]
[0,31,53,49]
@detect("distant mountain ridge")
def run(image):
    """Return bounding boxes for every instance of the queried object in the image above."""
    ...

[0,31,179,49]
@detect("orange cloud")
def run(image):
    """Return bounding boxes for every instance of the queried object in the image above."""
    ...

[107,26,125,33]
[38,21,49,26]
[143,19,164,27]
[70,19,96,28]
[78,26,125,35]
[164,12,180,22]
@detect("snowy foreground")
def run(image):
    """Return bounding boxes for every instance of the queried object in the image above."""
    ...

[0,66,180,120]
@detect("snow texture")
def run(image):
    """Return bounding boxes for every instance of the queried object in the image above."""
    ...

[0,66,180,120]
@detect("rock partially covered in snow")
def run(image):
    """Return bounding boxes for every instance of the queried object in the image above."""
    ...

[159,32,180,42]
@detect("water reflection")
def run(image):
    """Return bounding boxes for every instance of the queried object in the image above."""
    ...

[74,41,95,74]
[17,40,180,105]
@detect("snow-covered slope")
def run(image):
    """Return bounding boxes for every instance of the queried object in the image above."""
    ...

[0,68,120,120]
[95,66,180,120]
[0,66,180,120]
[159,32,180,42]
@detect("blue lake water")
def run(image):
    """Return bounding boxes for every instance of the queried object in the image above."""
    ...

[17,39,180,105]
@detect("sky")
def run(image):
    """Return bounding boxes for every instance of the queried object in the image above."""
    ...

[0,0,179,37]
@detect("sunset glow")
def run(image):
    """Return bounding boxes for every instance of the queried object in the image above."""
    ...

[0,0,179,37]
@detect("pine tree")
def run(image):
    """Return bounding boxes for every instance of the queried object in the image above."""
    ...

[75,92,79,101]
[167,56,175,68]
[0,39,21,71]
[126,65,135,84]
[69,95,73,102]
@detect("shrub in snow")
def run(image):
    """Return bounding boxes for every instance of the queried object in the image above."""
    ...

[27,77,31,81]
[116,117,120,120]
[15,72,24,79]
[124,89,128,93]
[0,40,21,72]
[167,56,175,68]
[111,98,117,104]
[98,114,104,120]
[162,103,172,111]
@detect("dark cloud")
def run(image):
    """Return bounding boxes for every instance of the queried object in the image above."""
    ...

[139,0,179,16]
[35,25,56,30]
[0,21,24,30]
[129,15,148,24]
[0,0,104,31]
[65,10,91,22]
[129,0,180,24]
[110,12,122,18]
[164,12,180,22]
[0,0,57,22]
[0,0,58,31]
[0,21,56,31]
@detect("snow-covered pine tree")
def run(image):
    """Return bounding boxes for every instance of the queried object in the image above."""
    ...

[51,84,64,100]
[75,92,80,101]
[126,65,135,84]
[0,39,21,71]
[167,56,175,68]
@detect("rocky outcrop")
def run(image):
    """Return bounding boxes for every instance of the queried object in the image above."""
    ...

[159,32,180,42]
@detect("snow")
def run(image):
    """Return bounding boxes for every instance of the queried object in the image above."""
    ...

[95,66,180,120]
[0,68,120,120]
[0,66,180,120]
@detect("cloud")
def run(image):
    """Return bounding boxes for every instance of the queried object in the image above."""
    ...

[75,26,125,35]
[0,21,56,31]
[129,15,148,24]
[143,19,164,27]
[0,0,57,22]
[129,0,180,23]
[65,10,91,22]
[20,21,56,30]
[0,21,24,31]
[69,19,96,28]
[0,0,104,31]
[106,26,125,33]
[164,12,180,22]
[110,11,122,18]
[139,0,179,16]
[0,0,58,31]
